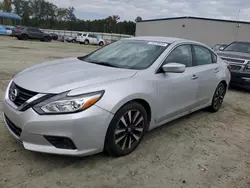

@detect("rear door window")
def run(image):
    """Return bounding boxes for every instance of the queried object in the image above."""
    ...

[194,45,213,66]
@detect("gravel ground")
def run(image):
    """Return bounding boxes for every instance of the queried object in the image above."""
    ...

[0,36,250,188]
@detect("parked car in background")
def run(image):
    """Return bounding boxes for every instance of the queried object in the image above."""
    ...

[50,33,58,40]
[13,26,52,42]
[212,44,227,51]
[3,36,230,157]
[11,26,24,37]
[76,32,105,46]
[218,41,250,90]
[57,35,65,42]
[65,36,77,43]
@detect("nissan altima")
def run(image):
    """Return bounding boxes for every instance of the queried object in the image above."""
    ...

[3,36,231,157]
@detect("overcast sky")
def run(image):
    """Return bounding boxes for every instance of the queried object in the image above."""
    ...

[49,0,250,21]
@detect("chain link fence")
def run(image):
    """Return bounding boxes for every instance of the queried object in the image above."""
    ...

[40,29,133,43]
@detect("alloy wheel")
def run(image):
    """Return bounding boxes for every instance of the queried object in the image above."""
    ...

[114,110,145,151]
[213,85,225,110]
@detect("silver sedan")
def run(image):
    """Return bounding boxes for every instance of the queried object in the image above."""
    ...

[3,36,231,157]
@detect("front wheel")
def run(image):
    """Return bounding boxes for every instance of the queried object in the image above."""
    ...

[209,82,226,112]
[105,102,148,157]
[84,40,89,45]
[21,34,28,40]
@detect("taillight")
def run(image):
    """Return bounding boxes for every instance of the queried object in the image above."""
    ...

[224,60,231,72]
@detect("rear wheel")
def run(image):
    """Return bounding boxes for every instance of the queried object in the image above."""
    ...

[99,41,104,46]
[105,102,147,157]
[209,82,226,112]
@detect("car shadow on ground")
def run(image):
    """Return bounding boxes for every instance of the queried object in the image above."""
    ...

[229,85,250,93]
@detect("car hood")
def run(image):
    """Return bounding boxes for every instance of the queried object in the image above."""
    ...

[217,51,250,60]
[13,57,137,94]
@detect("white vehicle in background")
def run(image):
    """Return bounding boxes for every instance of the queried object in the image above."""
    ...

[76,32,105,46]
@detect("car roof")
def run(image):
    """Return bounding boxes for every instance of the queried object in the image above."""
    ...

[234,41,250,43]
[127,36,199,44]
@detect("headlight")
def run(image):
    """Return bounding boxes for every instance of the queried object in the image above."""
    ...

[244,62,250,72]
[33,90,104,115]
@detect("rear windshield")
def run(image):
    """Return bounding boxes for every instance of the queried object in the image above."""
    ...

[77,33,82,36]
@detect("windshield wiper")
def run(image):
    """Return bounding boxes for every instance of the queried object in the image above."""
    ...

[86,60,119,68]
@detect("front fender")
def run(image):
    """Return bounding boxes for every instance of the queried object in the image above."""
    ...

[68,77,158,121]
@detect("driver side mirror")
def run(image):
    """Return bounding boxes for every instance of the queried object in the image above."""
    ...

[219,47,224,51]
[162,63,186,73]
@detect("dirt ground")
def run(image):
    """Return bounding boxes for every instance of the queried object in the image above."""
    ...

[0,36,250,188]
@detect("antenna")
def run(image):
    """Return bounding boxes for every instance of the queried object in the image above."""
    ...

[235,9,240,40]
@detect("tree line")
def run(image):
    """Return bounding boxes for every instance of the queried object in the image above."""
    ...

[0,0,143,35]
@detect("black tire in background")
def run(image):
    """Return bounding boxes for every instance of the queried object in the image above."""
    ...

[99,41,104,46]
[21,34,28,40]
[105,102,148,157]
[84,40,89,45]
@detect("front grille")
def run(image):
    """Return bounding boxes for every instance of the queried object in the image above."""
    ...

[4,115,22,137]
[221,57,245,64]
[44,136,77,150]
[9,83,37,107]
[230,65,242,71]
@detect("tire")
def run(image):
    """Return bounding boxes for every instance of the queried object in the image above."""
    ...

[43,36,51,42]
[84,40,89,45]
[21,34,28,40]
[208,82,226,112]
[99,41,104,46]
[72,39,76,43]
[105,102,148,157]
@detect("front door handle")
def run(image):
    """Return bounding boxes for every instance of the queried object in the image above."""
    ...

[214,67,219,73]
[191,75,198,80]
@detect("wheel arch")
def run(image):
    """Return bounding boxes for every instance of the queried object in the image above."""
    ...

[220,80,228,88]
[110,96,153,126]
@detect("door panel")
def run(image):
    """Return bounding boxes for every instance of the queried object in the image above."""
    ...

[193,45,219,104]
[27,29,36,38]
[89,35,97,44]
[195,65,219,104]
[156,68,199,124]
[92,35,98,44]
[155,44,199,124]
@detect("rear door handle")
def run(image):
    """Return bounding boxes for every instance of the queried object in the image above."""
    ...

[191,75,198,80]
[214,67,219,73]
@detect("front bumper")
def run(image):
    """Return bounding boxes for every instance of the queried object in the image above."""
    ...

[3,100,113,156]
[230,71,250,90]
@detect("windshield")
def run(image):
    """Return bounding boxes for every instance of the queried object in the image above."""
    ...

[224,42,250,53]
[77,33,82,36]
[81,40,169,70]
